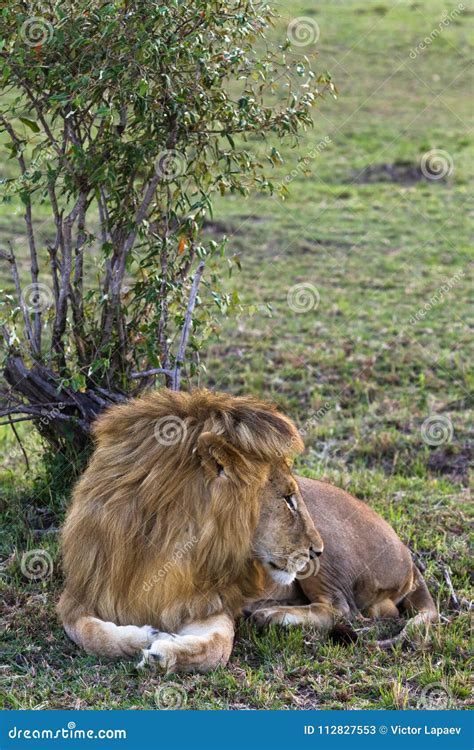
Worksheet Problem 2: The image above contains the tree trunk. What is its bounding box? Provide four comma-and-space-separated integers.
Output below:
2, 356, 126, 454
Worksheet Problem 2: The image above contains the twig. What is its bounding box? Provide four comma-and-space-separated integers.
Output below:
0, 417, 38, 426
0, 406, 90, 432
7, 414, 30, 472
52, 192, 86, 366
0, 115, 41, 353
0, 244, 36, 353
102, 114, 180, 353
172, 260, 205, 390
130, 368, 172, 379
70, 192, 90, 365
46, 178, 63, 325
442, 565, 460, 611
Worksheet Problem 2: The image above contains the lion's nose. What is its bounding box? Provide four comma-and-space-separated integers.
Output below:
309, 545, 322, 559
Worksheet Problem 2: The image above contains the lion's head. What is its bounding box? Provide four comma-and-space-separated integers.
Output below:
58, 388, 318, 633
253, 462, 323, 586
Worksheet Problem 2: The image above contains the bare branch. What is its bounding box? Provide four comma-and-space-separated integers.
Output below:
70, 193, 90, 365
46, 178, 63, 312
130, 368, 172, 380
442, 565, 460, 611
172, 260, 205, 390
0, 244, 36, 353
52, 192, 87, 367
0, 416, 38, 426
177, 240, 196, 281
0, 114, 41, 353
105, 115, 180, 349
7, 70, 76, 179
157, 238, 170, 380
0, 406, 90, 432
7, 414, 30, 471
97, 188, 114, 337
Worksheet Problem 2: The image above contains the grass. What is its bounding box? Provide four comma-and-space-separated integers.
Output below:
1, 0, 472, 710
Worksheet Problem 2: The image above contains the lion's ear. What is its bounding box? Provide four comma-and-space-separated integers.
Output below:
196, 432, 250, 482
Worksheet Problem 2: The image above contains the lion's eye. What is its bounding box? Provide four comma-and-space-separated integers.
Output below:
283, 494, 297, 511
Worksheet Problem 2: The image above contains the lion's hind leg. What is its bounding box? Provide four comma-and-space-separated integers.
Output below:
64, 616, 158, 658
365, 598, 401, 619
138, 613, 234, 674
377, 567, 438, 648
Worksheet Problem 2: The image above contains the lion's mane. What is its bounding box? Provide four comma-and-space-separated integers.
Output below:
58, 389, 303, 632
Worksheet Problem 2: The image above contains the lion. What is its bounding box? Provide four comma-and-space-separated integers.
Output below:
58, 388, 323, 673
58, 388, 437, 673
248, 477, 438, 648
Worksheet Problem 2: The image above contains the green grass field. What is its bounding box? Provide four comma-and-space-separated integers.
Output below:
1, 0, 472, 710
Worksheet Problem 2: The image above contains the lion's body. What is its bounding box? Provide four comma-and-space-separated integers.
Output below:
300, 477, 415, 615
58, 388, 437, 670
250, 478, 438, 644
58, 388, 310, 667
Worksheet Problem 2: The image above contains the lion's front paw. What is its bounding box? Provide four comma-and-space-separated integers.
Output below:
251, 607, 300, 628
141, 624, 160, 647
115, 623, 159, 656
137, 634, 177, 673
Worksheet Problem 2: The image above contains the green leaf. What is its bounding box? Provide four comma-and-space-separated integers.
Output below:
0, 0, 325, 395
19, 117, 40, 133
